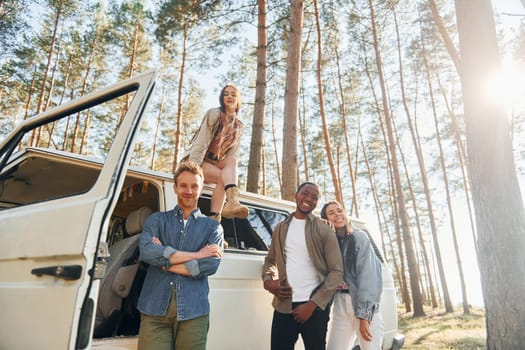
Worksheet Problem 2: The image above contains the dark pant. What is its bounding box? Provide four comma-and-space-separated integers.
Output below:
271, 302, 331, 350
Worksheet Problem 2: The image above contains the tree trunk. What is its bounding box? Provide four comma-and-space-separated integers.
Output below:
31, 0, 63, 147
416, 14, 455, 313
271, 101, 282, 191
47, 57, 72, 149
44, 19, 64, 112
368, 0, 424, 316
455, 1, 525, 347
361, 132, 402, 294
436, 75, 479, 257
172, 25, 188, 173
247, 0, 267, 193
281, 0, 303, 200
299, 78, 310, 182
261, 140, 266, 195
393, 9, 439, 309
427, 0, 460, 75
312, 0, 343, 205
335, 44, 358, 216
389, 167, 411, 312
22, 66, 37, 147
363, 53, 410, 311
117, 17, 140, 131
152, 87, 165, 170
423, 50, 470, 314
79, 27, 100, 154
393, 115, 438, 308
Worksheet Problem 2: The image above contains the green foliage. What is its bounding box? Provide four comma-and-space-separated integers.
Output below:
0, 0, 31, 60
155, 0, 222, 39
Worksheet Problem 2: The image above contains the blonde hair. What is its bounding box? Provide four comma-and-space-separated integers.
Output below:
173, 161, 204, 184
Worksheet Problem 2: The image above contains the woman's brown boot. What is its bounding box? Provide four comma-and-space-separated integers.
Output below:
221, 187, 249, 219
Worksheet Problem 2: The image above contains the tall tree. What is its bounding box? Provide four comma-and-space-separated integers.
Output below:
112, 1, 152, 125
299, 78, 311, 182
405, 13, 454, 313
30, 0, 76, 146
422, 47, 470, 314
455, 0, 525, 347
437, 75, 479, 257
246, 0, 267, 193
312, 0, 343, 205
393, 9, 439, 309
363, 52, 411, 311
367, 0, 424, 316
271, 100, 283, 191
281, 0, 303, 200
427, 0, 460, 74
334, 44, 359, 216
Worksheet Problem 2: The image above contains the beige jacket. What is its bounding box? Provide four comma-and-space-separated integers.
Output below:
262, 212, 343, 313
182, 108, 241, 164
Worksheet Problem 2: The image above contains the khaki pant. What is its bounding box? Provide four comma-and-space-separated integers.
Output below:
138, 289, 209, 350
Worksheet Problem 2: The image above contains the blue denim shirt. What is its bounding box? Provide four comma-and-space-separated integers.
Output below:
340, 229, 383, 321
137, 206, 223, 320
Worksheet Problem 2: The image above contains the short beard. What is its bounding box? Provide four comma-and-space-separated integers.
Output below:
297, 206, 313, 216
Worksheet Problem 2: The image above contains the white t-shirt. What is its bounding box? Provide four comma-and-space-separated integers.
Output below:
285, 217, 321, 302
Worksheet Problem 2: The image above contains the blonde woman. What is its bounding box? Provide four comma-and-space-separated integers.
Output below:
321, 200, 384, 350
181, 85, 249, 221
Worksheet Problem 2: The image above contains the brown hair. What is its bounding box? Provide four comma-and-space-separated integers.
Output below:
173, 161, 204, 185
321, 200, 357, 273
320, 200, 340, 220
219, 84, 241, 113
216, 84, 242, 158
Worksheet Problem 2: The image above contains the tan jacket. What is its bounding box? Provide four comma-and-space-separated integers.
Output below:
262, 212, 343, 313
182, 108, 241, 164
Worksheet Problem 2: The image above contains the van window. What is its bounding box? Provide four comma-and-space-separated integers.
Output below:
0, 91, 137, 209
198, 196, 287, 251
0, 156, 100, 209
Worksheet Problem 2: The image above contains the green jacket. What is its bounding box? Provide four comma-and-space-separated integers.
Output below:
262, 212, 343, 313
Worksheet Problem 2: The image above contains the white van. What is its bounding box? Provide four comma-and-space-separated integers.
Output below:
0, 72, 404, 350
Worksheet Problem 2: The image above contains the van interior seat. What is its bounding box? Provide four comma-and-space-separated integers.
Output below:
94, 206, 153, 338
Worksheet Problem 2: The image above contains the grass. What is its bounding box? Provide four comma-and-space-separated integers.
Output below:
397, 306, 486, 349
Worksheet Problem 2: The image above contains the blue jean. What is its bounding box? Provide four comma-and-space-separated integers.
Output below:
271, 302, 331, 350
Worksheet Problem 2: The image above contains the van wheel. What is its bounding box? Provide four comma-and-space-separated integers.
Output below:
392, 339, 402, 350
392, 334, 405, 349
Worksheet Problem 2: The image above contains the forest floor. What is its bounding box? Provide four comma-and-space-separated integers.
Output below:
398, 306, 486, 349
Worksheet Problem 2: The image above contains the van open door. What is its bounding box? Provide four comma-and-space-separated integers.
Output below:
0, 71, 156, 349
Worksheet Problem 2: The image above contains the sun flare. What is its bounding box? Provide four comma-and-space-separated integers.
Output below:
484, 57, 525, 112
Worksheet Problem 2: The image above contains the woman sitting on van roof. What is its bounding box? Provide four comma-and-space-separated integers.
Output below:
181, 84, 249, 222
